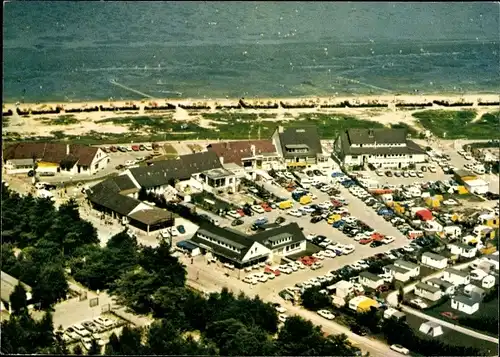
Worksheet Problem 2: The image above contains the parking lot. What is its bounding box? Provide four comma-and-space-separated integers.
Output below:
182, 171, 414, 301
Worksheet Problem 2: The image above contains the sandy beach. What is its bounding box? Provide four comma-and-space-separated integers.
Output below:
2, 93, 498, 141
3, 93, 499, 113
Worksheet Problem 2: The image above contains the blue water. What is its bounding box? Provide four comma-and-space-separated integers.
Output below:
3, 1, 499, 102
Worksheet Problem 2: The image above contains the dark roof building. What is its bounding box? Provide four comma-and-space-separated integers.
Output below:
4, 142, 100, 167
207, 140, 277, 166
1, 271, 32, 305
333, 128, 426, 168
273, 126, 323, 158
190, 222, 306, 267
129, 151, 223, 188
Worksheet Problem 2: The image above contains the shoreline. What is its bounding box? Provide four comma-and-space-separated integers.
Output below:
3, 93, 500, 112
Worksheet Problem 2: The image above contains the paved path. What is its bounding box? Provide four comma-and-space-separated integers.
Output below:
386, 260, 498, 344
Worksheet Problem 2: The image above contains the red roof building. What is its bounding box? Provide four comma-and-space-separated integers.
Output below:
416, 209, 433, 221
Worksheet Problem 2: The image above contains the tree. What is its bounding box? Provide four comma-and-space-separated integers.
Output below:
104, 332, 121, 355
73, 344, 83, 355
276, 316, 325, 356
301, 288, 332, 311
9, 283, 28, 315
87, 338, 101, 355
32, 264, 69, 308
397, 286, 405, 306
117, 325, 143, 355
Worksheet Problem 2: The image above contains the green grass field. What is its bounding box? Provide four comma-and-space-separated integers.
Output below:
413, 110, 499, 139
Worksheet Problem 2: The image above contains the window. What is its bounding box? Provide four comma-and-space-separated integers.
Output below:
94, 164, 98, 170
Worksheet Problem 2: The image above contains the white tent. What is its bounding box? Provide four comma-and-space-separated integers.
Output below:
419, 321, 443, 337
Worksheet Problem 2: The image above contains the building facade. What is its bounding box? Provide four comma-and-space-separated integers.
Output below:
333, 128, 426, 169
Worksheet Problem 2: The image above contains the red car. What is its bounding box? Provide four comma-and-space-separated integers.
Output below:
261, 203, 272, 212
109, 146, 118, 152
441, 312, 458, 320
359, 238, 373, 245
371, 233, 385, 241
236, 209, 245, 217
131, 145, 140, 151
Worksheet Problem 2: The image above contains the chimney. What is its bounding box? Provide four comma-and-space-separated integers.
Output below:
225, 142, 230, 149
368, 129, 374, 138
250, 144, 256, 157
278, 126, 284, 133
66, 144, 70, 155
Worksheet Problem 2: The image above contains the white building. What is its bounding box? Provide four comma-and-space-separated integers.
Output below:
448, 243, 477, 258
384, 264, 413, 283
333, 128, 427, 169
426, 278, 456, 295
3, 143, 109, 176
421, 252, 448, 270
394, 260, 420, 277
359, 271, 385, 289
451, 295, 479, 315
189, 222, 307, 268
442, 268, 470, 286
463, 179, 489, 195
414, 282, 443, 301
327, 280, 354, 299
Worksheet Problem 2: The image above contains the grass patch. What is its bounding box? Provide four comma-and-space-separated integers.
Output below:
201, 113, 259, 122
2, 118, 10, 127
5, 113, 387, 144
412, 109, 498, 139
41, 115, 79, 125
294, 113, 385, 138
163, 144, 178, 158
389, 122, 420, 137
187, 144, 203, 153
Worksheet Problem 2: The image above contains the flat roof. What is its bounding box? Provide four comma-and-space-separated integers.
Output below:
415, 282, 441, 293
203, 168, 234, 180
422, 251, 447, 261
1, 271, 32, 302
445, 268, 469, 277
360, 271, 383, 282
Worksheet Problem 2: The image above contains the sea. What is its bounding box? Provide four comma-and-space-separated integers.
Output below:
3, 1, 500, 102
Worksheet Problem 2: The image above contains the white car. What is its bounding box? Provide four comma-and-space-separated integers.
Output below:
382, 236, 395, 244
356, 260, 370, 269
443, 199, 458, 205
243, 276, 258, 284
408, 171, 417, 177
311, 262, 323, 270
375, 170, 384, 176
401, 245, 415, 252
428, 166, 437, 173
251, 205, 265, 214
312, 253, 325, 261
64, 327, 82, 341
390, 344, 410, 355
227, 210, 241, 219
72, 324, 91, 337
416, 171, 424, 178
463, 154, 473, 161
317, 309, 335, 320
255, 274, 268, 283
322, 250, 336, 258
299, 206, 316, 214
410, 298, 428, 309
306, 233, 317, 241
283, 172, 294, 180
343, 245, 355, 254
319, 201, 333, 210
306, 192, 318, 200
320, 185, 333, 192
278, 314, 288, 323
349, 263, 363, 271
124, 160, 135, 166
287, 209, 302, 217
354, 233, 368, 242
93, 317, 115, 329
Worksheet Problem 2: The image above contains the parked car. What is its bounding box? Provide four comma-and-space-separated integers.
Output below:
390, 344, 410, 355
317, 309, 335, 320
93, 317, 115, 329
64, 327, 81, 341
350, 324, 368, 336
82, 320, 101, 333
231, 219, 244, 226
251, 205, 265, 214
288, 209, 302, 217
72, 324, 91, 337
